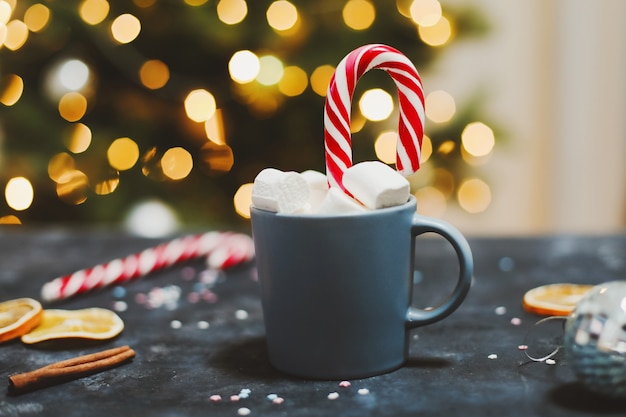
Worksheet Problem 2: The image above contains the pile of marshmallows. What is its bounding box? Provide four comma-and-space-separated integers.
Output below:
251, 161, 410, 215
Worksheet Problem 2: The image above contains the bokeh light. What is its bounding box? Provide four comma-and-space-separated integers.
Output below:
233, 183, 253, 218
278, 66, 308, 96
217, 0, 248, 25
59, 59, 90, 91
310, 65, 335, 96
457, 178, 491, 213
0, 215, 21, 224
184, 89, 216, 122
107, 137, 140, 171
0, 1, 12, 25
4, 20, 28, 51
266, 1, 299, 32
161, 147, 193, 180
359, 88, 393, 121
256, 55, 284, 86
139, 59, 170, 90
374, 131, 397, 164
110, 13, 141, 44
58, 92, 88, 122
461, 121, 495, 157
420, 134, 432, 163
418, 15, 451, 46
0, 74, 23, 106
409, 0, 442, 27
204, 109, 225, 145
56, 170, 89, 205
200, 141, 234, 174
79, 0, 110, 25
24, 3, 50, 32
229, 50, 260, 84
124, 200, 179, 237
94, 175, 120, 195
5, 177, 33, 211
415, 186, 446, 217
48, 153, 76, 183
343, 0, 376, 31
425, 90, 455, 123
63, 123, 92, 154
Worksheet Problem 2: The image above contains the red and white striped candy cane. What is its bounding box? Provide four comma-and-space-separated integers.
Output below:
324, 44, 425, 191
40, 231, 255, 302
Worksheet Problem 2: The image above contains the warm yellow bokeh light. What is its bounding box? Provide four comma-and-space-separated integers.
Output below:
457, 178, 491, 213
0, 215, 21, 224
278, 66, 308, 96
58, 59, 90, 91
64, 123, 92, 154
48, 153, 76, 183
310, 65, 335, 96
462, 122, 495, 157
415, 186, 446, 217
433, 167, 455, 198
343, 0, 376, 31
256, 55, 284, 86
24, 3, 50, 32
4, 20, 28, 50
0, 25, 6, 47
418, 15, 451, 46
200, 141, 234, 174
437, 139, 455, 155
204, 109, 225, 145
184, 89, 217, 123
94, 174, 119, 195
217, 0, 247, 25
410, 0, 442, 27
139, 59, 170, 90
266, 1, 298, 32
425, 90, 455, 123
58, 92, 88, 122
161, 147, 193, 180
229, 50, 260, 83
0, 1, 12, 26
374, 131, 397, 164
56, 170, 89, 205
0, 74, 23, 106
111, 13, 141, 44
79, 0, 110, 25
420, 134, 432, 163
359, 88, 393, 121
184, 0, 208, 5
107, 137, 140, 171
233, 183, 253, 219
5, 177, 34, 211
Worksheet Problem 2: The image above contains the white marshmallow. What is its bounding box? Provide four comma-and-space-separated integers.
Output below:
343, 161, 410, 209
252, 168, 310, 213
317, 187, 367, 214
300, 170, 328, 213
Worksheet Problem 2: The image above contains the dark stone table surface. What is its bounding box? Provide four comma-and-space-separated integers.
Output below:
1, 228, 626, 417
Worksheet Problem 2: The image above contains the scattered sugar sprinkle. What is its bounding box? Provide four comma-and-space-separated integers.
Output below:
545, 359, 556, 365
510, 317, 522, 326
518, 344, 528, 351
266, 394, 278, 401
230, 395, 240, 402
494, 306, 507, 315
197, 320, 210, 329
357, 388, 370, 395
238, 389, 251, 399
112, 300, 128, 312
235, 309, 249, 320
209, 394, 222, 402
339, 381, 351, 388
488, 354, 498, 360
327, 392, 339, 400
272, 397, 284, 404
237, 407, 251, 416
170, 320, 182, 329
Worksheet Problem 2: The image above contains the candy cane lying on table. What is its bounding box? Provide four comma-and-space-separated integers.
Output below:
324, 43, 426, 191
40, 231, 255, 302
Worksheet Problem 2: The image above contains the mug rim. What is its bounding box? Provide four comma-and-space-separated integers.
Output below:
250, 195, 416, 219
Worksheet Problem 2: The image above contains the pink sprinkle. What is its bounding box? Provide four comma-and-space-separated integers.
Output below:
272, 397, 284, 404
209, 394, 222, 402
510, 317, 522, 326
518, 344, 528, 351
187, 292, 200, 303
230, 395, 240, 402
339, 381, 351, 388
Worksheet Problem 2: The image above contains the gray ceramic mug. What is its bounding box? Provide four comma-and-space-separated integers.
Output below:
250, 195, 473, 379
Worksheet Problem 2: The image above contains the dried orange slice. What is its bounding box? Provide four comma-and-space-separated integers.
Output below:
21, 307, 124, 344
0, 298, 43, 344
522, 283, 594, 316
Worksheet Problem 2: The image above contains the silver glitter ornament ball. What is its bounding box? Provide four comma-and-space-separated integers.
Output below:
564, 281, 626, 398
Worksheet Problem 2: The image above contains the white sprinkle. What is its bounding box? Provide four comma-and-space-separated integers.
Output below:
545, 359, 556, 365
488, 354, 498, 360
112, 300, 128, 312
357, 388, 370, 395
239, 388, 251, 398
339, 381, 351, 388
510, 317, 522, 326
494, 306, 507, 315
235, 309, 249, 320
197, 320, 210, 329
518, 345, 528, 351
237, 407, 251, 416
209, 394, 222, 402
170, 320, 182, 329
272, 397, 284, 404
327, 392, 339, 400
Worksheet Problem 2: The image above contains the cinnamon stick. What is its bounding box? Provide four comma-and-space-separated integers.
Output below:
8, 345, 135, 395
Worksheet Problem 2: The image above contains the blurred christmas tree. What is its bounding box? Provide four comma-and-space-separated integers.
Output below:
0, 0, 491, 233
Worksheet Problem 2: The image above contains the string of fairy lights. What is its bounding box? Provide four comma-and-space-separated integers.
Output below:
0, 0, 494, 232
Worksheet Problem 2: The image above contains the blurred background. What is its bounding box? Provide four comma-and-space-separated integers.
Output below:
0, 0, 624, 237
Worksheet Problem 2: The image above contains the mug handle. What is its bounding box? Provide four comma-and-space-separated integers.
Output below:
405, 214, 473, 328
